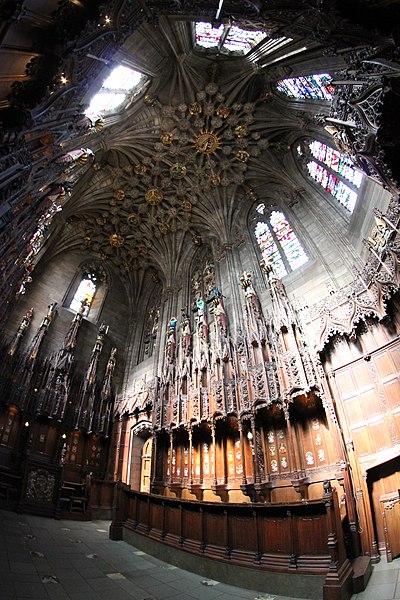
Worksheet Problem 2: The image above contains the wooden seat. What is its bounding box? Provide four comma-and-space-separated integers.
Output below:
71, 494, 87, 512
59, 486, 74, 511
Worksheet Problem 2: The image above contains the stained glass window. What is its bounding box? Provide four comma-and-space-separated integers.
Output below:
195, 22, 267, 55
70, 275, 97, 315
302, 140, 362, 213
195, 22, 223, 48
307, 162, 358, 213
255, 208, 308, 278
85, 65, 144, 118
309, 141, 362, 187
277, 74, 334, 100
222, 26, 267, 54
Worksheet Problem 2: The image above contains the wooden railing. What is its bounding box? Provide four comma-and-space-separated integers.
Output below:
110, 486, 354, 600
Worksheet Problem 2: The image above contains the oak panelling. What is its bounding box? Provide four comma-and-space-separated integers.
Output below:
165, 504, 181, 541
368, 419, 392, 452
182, 507, 202, 548
343, 396, 364, 425
205, 510, 227, 549
149, 501, 163, 539
334, 353, 400, 458
135, 496, 149, 534
260, 513, 292, 554
375, 353, 396, 379
296, 515, 328, 556
352, 363, 372, 391
229, 512, 256, 552
334, 370, 355, 399
351, 426, 374, 457
328, 338, 400, 558
388, 346, 400, 372
383, 379, 400, 412
358, 388, 380, 419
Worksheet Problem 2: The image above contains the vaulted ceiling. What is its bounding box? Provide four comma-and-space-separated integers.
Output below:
0, 0, 397, 292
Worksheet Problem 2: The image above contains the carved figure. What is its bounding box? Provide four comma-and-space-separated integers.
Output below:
180, 309, 191, 356
166, 317, 177, 359
211, 287, 228, 337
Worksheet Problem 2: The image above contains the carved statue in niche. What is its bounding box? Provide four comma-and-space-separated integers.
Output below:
369, 215, 390, 254
193, 298, 209, 370
180, 307, 192, 357
166, 317, 177, 360
324, 124, 353, 156
144, 300, 160, 358
203, 259, 216, 299
210, 287, 228, 338
239, 272, 266, 344
240, 272, 262, 319
191, 270, 202, 303
261, 262, 293, 330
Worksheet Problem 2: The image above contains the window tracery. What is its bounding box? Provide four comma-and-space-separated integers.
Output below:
254, 207, 308, 278
277, 74, 334, 100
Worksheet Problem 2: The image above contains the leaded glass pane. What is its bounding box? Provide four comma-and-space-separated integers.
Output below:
102, 65, 142, 91
222, 26, 267, 54
269, 211, 309, 271
307, 161, 357, 212
277, 74, 334, 100
255, 221, 287, 278
309, 140, 362, 187
195, 22, 223, 48
70, 278, 96, 315
85, 65, 144, 117
85, 92, 126, 116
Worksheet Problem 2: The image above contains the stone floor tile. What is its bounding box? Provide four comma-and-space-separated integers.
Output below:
356, 582, 397, 600
369, 569, 398, 584
144, 582, 186, 599
14, 581, 48, 598
10, 561, 38, 574
66, 592, 102, 600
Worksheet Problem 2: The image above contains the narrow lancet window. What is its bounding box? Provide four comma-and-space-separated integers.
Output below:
70, 274, 97, 315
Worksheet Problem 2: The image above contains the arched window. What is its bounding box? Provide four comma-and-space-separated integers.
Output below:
300, 140, 362, 213
69, 272, 98, 316
254, 206, 308, 278
85, 65, 146, 119
277, 74, 334, 100
64, 264, 107, 321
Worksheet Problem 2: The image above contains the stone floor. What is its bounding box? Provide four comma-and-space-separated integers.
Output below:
0, 509, 399, 600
